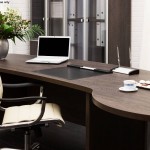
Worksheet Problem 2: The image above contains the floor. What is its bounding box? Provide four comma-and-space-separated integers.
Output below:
0, 122, 86, 150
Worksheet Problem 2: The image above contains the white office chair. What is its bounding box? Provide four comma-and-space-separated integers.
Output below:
0, 77, 65, 150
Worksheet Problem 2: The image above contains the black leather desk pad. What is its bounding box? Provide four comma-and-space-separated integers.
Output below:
35, 67, 104, 80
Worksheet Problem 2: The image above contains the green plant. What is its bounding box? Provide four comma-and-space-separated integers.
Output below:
0, 8, 44, 43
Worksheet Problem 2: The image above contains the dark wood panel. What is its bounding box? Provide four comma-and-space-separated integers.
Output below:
108, 0, 131, 66
89, 102, 147, 150
30, 40, 38, 55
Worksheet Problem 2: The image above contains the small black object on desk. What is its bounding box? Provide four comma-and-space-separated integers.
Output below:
67, 64, 113, 74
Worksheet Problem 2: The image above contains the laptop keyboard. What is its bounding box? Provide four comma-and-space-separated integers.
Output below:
26, 56, 68, 63
35, 57, 66, 61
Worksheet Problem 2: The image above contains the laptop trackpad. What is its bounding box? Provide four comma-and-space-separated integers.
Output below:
35, 67, 104, 80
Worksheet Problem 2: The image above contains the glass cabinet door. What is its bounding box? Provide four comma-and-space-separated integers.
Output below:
67, 0, 106, 61
46, 0, 64, 36
88, 0, 106, 62
31, 0, 45, 37
67, 0, 84, 59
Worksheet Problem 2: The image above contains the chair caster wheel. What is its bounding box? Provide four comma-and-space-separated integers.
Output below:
31, 142, 40, 150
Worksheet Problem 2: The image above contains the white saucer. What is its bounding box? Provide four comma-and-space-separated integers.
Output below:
119, 87, 138, 92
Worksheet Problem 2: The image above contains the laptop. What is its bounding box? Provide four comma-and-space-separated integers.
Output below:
26, 36, 71, 64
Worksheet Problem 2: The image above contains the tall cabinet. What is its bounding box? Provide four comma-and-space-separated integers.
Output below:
30, 0, 131, 66
108, 0, 131, 67
30, 0, 106, 62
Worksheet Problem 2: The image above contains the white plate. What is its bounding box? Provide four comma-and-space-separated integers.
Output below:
136, 83, 150, 90
119, 87, 138, 92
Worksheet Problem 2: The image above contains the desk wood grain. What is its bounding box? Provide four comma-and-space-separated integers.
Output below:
0, 54, 150, 121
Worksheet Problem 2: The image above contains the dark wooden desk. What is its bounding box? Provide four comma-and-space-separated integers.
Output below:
1, 54, 150, 150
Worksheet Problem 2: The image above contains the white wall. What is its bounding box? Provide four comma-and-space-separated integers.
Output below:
9, 0, 30, 54
139, 0, 150, 70
131, 0, 145, 68
0, 0, 30, 54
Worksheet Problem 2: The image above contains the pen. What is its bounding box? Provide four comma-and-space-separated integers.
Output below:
81, 66, 95, 70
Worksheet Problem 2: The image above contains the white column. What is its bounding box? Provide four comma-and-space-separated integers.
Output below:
83, 0, 88, 60
0, 0, 10, 12
9, 0, 30, 54
105, 0, 108, 63
139, 0, 150, 70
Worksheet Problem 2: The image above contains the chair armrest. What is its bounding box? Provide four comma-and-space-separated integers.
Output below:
3, 83, 40, 88
0, 96, 46, 102
29, 99, 46, 126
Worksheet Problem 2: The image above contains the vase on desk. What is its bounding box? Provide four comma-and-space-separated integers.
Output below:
0, 39, 9, 60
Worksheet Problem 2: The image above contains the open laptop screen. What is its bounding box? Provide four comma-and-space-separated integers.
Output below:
38, 36, 70, 57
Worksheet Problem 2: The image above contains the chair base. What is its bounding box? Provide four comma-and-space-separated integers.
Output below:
25, 130, 40, 150
31, 143, 40, 150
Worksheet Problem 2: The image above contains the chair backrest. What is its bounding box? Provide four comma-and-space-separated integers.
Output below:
0, 77, 3, 98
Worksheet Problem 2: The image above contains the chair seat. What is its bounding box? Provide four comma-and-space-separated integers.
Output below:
2, 103, 64, 127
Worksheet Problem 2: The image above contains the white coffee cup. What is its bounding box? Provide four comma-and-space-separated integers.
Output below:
123, 80, 136, 90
